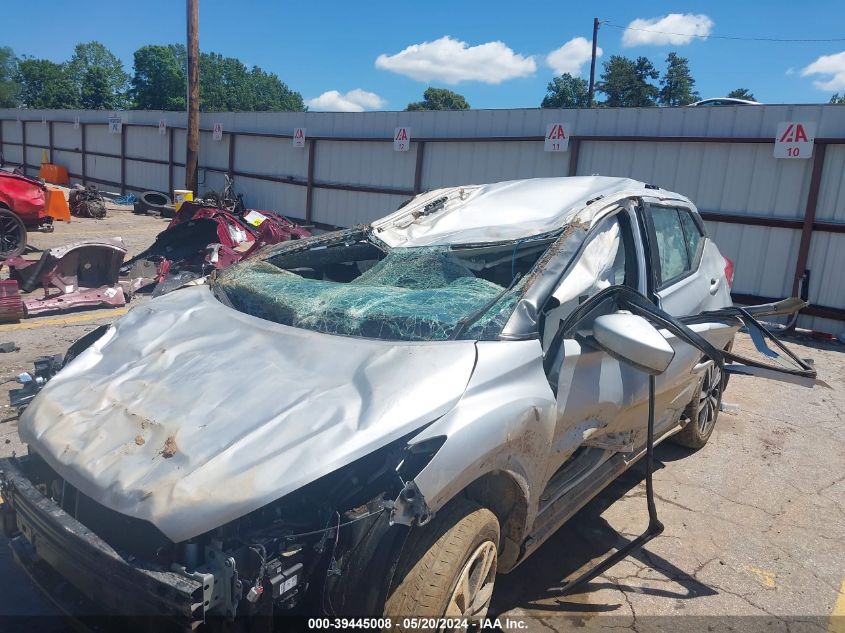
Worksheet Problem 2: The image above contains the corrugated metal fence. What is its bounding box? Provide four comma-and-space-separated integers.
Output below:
1, 106, 844, 333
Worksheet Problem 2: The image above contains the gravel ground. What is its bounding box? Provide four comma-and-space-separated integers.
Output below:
0, 207, 842, 631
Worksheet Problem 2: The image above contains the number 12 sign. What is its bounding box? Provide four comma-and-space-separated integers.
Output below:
774, 122, 815, 159
394, 127, 411, 152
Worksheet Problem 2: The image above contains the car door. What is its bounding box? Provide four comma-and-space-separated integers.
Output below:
540, 203, 708, 486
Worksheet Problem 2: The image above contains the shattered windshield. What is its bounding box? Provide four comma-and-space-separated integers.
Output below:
214, 232, 552, 341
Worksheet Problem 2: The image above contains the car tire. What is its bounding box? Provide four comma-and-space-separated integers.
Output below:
138, 191, 172, 216
673, 359, 727, 449
0, 207, 27, 258
384, 498, 499, 627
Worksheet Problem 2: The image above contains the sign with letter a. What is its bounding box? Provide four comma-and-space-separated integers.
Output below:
293, 127, 306, 148
108, 117, 122, 134
394, 127, 411, 152
159, 119, 167, 136
774, 122, 815, 159
212, 123, 223, 141
544, 123, 570, 152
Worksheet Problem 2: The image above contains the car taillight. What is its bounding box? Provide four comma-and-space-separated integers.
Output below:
724, 256, 735, 289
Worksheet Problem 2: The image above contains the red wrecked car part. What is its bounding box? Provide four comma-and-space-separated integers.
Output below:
0, 172, 48, 225
0, 171, 52, 258
0, 279, 24, 323
121, 201, 310, 294
6, 238, 127, 316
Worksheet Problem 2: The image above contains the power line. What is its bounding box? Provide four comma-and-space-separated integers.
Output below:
603, 21, 845, 43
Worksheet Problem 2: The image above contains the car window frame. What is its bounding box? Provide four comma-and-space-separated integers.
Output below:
643, 203, 705, 292
539, 207, 641, 358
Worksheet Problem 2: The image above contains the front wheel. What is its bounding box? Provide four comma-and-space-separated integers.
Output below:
384, 498, 499, 628
0, 208, 27, 258
673, 360, 726, 449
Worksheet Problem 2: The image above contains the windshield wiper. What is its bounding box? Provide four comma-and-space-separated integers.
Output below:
449, 273, 522, 341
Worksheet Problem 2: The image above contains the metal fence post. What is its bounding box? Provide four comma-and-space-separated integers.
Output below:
567, 137, 581, 176
792, 142, 827, 297
120, 123, 127, 194
80, 122, 87, 185
168, 126, 174, 195
305, 138, 316, 223
414, 141, 426, 194
21, 121, 27, 175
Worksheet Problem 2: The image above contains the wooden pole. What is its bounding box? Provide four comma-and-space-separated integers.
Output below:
185, 0, 200, 192
588, 18, 600, 107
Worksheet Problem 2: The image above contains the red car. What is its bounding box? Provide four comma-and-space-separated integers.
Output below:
0, 171, 51, 257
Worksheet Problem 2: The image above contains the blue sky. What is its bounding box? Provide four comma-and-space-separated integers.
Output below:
4, 0, 845, 110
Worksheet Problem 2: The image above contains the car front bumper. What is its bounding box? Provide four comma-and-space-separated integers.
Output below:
0, 457, 204, 627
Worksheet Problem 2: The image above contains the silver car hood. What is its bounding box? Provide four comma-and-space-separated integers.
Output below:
19, 286, 477, 542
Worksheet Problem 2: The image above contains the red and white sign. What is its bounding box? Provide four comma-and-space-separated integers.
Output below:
158, 119, 167, 136
774, 121, 815, 159
108, 117, 122, 134
293, 127, 306, 148
212, 122, 223, 141
544, 123, 570, 152
394, 127, 411, 152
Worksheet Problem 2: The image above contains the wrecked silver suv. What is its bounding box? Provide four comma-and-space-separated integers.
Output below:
0, 177, 815, 628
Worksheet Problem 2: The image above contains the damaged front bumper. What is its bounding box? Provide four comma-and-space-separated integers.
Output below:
0, 457, 206, 627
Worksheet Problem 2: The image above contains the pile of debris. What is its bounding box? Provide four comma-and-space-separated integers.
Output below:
68, 184, 107, 219
122, 201, 310, 295
0, 182, 310, 320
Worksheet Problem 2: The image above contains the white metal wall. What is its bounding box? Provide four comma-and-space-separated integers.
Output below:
2, 105, 844, 332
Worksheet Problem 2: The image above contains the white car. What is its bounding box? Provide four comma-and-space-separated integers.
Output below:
0, 177, 814, 627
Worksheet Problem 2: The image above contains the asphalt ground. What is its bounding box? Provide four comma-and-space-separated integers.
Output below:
0, 206, 842, 632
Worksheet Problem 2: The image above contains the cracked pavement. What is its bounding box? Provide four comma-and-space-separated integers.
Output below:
0, 211, 843, 630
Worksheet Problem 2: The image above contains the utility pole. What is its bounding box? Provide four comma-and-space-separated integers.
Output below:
588, 17, 599, 107
186, 0, 199, 192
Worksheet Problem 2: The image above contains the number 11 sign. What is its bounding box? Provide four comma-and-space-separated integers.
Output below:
544, 123, 570, 152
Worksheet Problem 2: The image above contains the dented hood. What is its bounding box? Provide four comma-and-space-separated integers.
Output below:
18, 286, 477, 542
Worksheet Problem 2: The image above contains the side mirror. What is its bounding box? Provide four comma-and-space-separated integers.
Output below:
592, 312, 675, 375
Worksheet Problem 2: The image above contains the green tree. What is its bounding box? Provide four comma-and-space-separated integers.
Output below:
726, 88, 756, 101
68, 41, 129, 108
541, 73, 589, 108
597, 55, 659, 107
406, 87, 469, 111
0, 47, 20, 108
659, 52, 699, 106
828, 93, 845, 104
131, 44, 187, 110
80, 66, 114, 109
199, 53, 251, 111
248, 67, 305, 111
16, 58, 80, 109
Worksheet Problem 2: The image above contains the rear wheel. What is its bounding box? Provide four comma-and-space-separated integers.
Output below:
384, 498, 499, 628
0, 208, 27, 258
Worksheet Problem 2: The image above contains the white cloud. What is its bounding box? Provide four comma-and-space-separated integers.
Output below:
306, 89, 386, 112
622, 13, 714, 47
546, 37, 602, 76
375, 36, 536, 84
801, 51, 845, 90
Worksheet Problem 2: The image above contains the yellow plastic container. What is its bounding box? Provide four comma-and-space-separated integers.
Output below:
173, 189, 194, 211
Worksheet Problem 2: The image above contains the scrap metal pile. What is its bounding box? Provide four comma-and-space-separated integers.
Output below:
0, 179, 310, 320
68, 184, 107, 219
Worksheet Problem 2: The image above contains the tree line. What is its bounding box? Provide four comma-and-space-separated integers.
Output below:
2, 43, 842, 113
542, 52, 757, 109
0, 42, 305, 111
